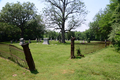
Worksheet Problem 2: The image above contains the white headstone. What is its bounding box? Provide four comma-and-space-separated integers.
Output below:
19, 38, 24, 45
43, 38, 49, 45
83, 40, 84, 43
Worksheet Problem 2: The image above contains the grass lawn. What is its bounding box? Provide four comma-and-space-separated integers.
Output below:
0, 41, 120, 80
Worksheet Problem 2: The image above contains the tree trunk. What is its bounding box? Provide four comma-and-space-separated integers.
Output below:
20, 27, 24, 38
61, 29, 65, 43
61, 0, 66, 43
61, 17, 66, 43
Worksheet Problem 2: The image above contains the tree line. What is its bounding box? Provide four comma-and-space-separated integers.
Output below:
87, 0, 120, 51
0, 2, 45, 41
43, 30, 96, 41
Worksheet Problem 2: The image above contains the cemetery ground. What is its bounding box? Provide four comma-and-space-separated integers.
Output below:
0, 41, 120, 80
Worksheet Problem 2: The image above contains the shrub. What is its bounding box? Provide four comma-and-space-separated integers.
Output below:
76, 47, 84, 57
87, 38, 90, 43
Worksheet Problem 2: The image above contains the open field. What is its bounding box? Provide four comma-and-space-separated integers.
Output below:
0, 41, 120, 80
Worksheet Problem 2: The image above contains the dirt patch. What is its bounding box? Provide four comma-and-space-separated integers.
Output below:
62, 69, 74, 74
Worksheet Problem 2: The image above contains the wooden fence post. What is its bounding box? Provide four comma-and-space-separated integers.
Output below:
105, 39, 107, 47
71, 37, 76, 59
22, 43, 35, 71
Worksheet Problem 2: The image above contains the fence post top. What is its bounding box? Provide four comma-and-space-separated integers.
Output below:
21, 43, 29, 47
71, 36, 76, 40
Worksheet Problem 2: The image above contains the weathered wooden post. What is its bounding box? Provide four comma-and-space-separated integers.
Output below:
105, 39, 107, 47
71, 36, 76, 59
22, 43, 35, 71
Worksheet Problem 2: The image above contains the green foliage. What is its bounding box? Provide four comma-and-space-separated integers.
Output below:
0, 2, 45, 40
88, 0, 120, 41
44, 30, 59, 39
76, 46, 82, 56
89, 8, 112, 41
110, 3, 120, 24
25, 15, 45, 39
0, 22, 20, 41
67, 31, 75, 40
74, 30, 96, 41
89, 19, 101, 40
109, 23, 120, 41
74, 31, 81, 40
114, 43, 120, 51
87, 38, 90, 43
108, 2, 120, 51
108, 23, 120, 51
108, 0, 119, 11
98, 9, 112, 39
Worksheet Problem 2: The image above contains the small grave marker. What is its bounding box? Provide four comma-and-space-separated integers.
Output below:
11, 40, 13, 44
19, 38, 24, 45
15, 40, 17, 43
28, 39, 31, 43
43, 38, 49, 45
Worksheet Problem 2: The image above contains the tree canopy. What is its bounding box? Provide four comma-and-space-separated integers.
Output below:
0, 2, 45, 41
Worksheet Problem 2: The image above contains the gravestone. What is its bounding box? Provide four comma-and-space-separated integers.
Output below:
35, 38, 37, 41
15, 40, 17, 43
10, 40, 13, 44
19, 38, 24, 45
40, 38, 42, 42
83, 40, 85, 43
36, 38, 38, 42
80, 41, 81, 43
51, 38, 52, 41
56, 38, 58, 41
28, 39, 31, 43
43, 38, 49, 45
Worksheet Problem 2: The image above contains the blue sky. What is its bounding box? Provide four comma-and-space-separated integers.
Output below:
84, 0, 110, 22
0, 0, 110, 32
81, 0, 110, 31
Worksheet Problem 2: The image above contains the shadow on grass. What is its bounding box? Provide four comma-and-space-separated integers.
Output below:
71, 56, 85, 59
75, 56, 82, 59
31, 69, 39, 74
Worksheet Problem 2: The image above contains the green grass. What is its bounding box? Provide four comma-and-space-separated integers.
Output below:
0, 41, 120, 80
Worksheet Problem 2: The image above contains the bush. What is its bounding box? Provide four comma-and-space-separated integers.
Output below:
76, 47, 81, 56
76, 47, 84, 57
87, 38, 90, 43
114, 41, 120, 51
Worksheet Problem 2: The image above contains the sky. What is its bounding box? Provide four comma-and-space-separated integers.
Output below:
0, 0, 110, 32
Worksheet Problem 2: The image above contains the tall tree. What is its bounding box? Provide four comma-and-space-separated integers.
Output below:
0, 2, 37, 38
98, 8, 112, 40
44, 30, 59, 39
89, 8, 113, 40
109, 1, 120, 41
108, 0, 119, 11
25, 15, 45, 39
43, 0, 87, 43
